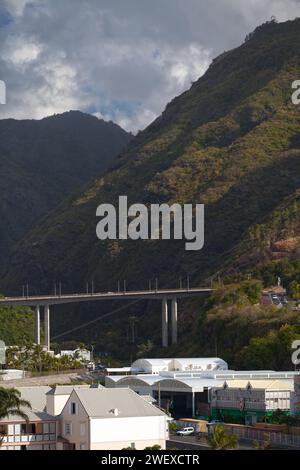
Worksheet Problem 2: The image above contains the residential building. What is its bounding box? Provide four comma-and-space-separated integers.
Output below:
0, 384, 168, 451
0, 387, 57, 450
59, 387, 168, 450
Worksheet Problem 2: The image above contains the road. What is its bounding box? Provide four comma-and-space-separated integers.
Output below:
167, 435, 255, 450
0, 287, 212, 306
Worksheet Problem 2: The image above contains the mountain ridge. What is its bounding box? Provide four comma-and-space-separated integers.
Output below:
0, 110, 132, 267
1, 19, 300, 355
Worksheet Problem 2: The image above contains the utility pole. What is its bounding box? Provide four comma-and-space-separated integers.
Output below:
158, 382, 161, 409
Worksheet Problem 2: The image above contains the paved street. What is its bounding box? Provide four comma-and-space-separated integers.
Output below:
167, 434, 255, 450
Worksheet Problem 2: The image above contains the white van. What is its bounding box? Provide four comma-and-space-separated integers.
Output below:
176, 427, 195, 436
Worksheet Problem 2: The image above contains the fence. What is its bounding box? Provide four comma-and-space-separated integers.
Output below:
219, 423, 300, 448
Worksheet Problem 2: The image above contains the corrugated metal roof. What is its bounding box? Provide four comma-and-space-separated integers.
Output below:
46, 384, 97, 396
224, 379, 294, 391
17, 386, 51, 411
73, 388, 166, 418
1, 386, 55, 423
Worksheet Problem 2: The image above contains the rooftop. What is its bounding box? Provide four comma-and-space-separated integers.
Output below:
72, 388, 166, 419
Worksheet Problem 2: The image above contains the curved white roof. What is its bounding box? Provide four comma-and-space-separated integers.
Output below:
131, 357, 228, 373
172, 358, 228, 371
153, 377, 225, 392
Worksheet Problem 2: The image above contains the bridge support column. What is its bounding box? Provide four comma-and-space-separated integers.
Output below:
162, 297, 168, 348
44, 305, 50, 351
35, 306, 40, 345
171, 297, 178, 345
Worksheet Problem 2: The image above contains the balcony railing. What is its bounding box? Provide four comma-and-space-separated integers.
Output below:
2, 434, 56, 444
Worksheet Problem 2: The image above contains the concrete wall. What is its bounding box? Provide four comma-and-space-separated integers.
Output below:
90, 416, 167, 450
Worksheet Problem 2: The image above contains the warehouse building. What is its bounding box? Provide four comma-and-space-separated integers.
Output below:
105, 359, 300, 421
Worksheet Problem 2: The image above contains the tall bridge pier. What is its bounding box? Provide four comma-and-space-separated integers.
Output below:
0, 286, 212, 352
161, 297, 178, 348
35, 304, 51, 351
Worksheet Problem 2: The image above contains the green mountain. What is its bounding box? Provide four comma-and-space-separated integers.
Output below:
0, 111, 132, 267
1, 19, 300, 358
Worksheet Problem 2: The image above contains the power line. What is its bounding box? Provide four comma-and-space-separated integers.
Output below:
52, 299, 141, 341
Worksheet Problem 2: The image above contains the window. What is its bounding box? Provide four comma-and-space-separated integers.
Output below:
43, 423, 49, 434
21, 424, 27, 435
71, 402, 77, 415
0, 424, 7, 436
49, 422, 56, 434
80, 423, 86, 436
65, 423, 72, 436
28, 423, 36, 434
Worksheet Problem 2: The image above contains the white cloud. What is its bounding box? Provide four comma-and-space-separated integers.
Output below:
4, 0, 31, 17
0, 0, 299, 132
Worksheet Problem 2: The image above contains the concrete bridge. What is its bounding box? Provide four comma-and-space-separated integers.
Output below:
0, 287, 212, 350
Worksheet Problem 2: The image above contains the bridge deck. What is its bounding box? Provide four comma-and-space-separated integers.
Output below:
0, 287, 212, 306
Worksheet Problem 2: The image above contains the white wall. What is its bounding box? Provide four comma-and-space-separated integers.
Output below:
90, 415, 168, 450
47, 394, 70, 416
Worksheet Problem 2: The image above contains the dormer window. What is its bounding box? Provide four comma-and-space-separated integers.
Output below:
71, 402, 77, 415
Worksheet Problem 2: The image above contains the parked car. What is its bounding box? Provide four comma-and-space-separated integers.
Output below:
176, 427, 195, 436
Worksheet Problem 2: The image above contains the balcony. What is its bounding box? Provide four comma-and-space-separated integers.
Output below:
2, 434, 56, 444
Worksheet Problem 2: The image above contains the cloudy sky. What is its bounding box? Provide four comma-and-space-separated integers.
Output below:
0, 0, 299, 132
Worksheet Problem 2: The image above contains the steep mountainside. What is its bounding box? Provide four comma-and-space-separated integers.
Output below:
1, 19, 300, 353
0, 111, 132, 264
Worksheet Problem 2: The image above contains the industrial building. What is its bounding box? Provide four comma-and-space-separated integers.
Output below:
105, 358, 300, 422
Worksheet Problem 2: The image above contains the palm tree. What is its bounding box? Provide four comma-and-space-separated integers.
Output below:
206, 425, 238, 450
0, 387, 31, 447
0, 387, 31, 420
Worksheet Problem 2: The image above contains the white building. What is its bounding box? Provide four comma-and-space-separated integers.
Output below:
59, 349, 91, 362
59, 388, 168, 450
130, 357, 228, 375
106, 363, 300, 419
0, 384, 168, 451
46, 385, 95, 416
0, 369, 24, 381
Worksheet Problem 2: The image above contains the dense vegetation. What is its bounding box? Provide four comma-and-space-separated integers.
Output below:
0, 111, 132, 267
0, 306, 34, 345
1, 19, 300, 365
5, 344, 82, 373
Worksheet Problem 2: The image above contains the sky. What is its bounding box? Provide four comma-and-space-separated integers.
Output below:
0, 0, 299, 133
